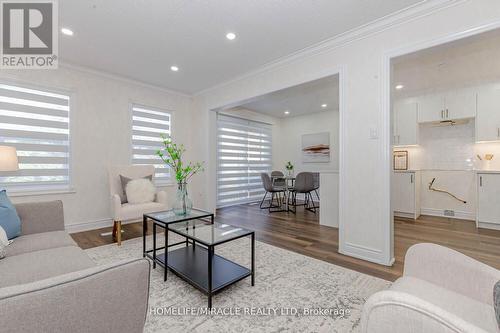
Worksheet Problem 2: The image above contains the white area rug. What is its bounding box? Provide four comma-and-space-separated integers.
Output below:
85, 234, 390, 333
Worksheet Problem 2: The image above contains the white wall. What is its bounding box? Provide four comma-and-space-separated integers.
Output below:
273, 110, 339, 173
0, 65, 192, 232
191, 0, 500, 266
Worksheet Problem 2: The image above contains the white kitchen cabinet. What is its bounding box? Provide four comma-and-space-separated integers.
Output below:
392, 171, 420, 219
445, 89, 476, 120
476, 88, 500, 142
418, 89, 476, 123
393, 100, 418, 146
477, 172, 500, 230
418, 94, 444, 123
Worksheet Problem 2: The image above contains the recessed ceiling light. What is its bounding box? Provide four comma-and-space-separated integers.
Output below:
321, 104, 327, 108
395, 84, 404, 90
170, 65, 179, 72
61, 28, 74, 36
226, 32, 236, 40
284, 110, 290, 115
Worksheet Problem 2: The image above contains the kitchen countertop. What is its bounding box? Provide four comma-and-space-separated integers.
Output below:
474, 169, 500, 174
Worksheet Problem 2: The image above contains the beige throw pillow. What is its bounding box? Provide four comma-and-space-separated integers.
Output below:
125, 178, 156, 204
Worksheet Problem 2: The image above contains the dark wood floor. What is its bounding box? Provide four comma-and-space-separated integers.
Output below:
71, 203, 500, 281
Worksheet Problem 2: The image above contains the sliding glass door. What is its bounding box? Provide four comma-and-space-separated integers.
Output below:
216, 114, 272, 207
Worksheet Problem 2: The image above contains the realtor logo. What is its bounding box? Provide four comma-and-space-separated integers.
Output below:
1, 0, 58, 69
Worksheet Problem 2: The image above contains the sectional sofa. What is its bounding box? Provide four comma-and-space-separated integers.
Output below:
0, 200, 150, 333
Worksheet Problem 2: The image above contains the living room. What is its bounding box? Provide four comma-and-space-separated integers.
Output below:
1, 1, 500, 332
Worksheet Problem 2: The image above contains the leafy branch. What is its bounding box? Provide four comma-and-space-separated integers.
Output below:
156, 134, 204, 183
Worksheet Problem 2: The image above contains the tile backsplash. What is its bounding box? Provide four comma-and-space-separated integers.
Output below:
395, 120, 500, 171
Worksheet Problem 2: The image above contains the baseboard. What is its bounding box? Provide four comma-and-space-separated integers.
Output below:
340, 242, 393, 266
478, 221, 500, 231
66, 218, 113, 233
66, 217, 147, 234
420, 208, 475, 221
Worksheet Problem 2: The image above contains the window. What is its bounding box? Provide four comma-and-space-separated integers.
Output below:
217, 114, 272, 207
131, 104, 171, 184
0, 83, 71, 191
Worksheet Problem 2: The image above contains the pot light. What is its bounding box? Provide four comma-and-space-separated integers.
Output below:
226, 32, 236, 40
61, 28, 74, 36
321, 104, 327, 108
284, 110, 290, 115
395, 84, 404, 90
170, 65, 179, 72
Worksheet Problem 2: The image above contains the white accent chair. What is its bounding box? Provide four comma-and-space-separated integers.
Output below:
362, 243, 500, 333
108, 165, 168, 245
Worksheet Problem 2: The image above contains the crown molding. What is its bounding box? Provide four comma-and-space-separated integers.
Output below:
194, 0, 464, 97
58, 61, 192, 99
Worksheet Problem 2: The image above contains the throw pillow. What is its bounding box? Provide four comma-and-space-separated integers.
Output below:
119, 174, 153, 203
0, 226, 9, 259
0, 190, 21, 240
125, 178, 156, 204
495, 280, 500, 329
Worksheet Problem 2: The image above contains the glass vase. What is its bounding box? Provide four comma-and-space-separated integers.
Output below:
287, 169, 294, 177
172, 182, 193, 216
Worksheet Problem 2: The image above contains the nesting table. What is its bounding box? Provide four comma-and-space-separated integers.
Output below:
143, 209, 255, 308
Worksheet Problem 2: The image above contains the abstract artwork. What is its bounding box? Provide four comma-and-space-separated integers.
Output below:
302, 132, 330, 163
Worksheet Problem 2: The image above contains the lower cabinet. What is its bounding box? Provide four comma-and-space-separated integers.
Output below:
477, 172, 500, 230
392, 171, 421, 219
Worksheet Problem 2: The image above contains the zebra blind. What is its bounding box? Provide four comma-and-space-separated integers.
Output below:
131, 104, 171, 184
0, 83, 70, 190
217, 114, 272, 207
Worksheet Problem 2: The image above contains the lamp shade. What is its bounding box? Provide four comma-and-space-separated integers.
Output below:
0, 146, 19, 172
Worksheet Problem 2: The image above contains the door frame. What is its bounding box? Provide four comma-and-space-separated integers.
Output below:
208, 65, 346, 247
381, 20, 500, 262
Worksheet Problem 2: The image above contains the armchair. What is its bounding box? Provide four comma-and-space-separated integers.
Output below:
108, 165, 168, 245
361, 243, 500, 333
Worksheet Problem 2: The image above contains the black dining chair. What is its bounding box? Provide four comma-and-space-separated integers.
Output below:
260, 173, 286, 213
288, 172, 318, 213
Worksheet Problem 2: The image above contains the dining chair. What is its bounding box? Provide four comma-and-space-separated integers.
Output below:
260, 173, 286, 213
271, 170, 286, 187
311, 172, 320, 203
288, 172, 318, 213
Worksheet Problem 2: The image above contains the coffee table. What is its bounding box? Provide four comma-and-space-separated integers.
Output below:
143, 210, 255, 308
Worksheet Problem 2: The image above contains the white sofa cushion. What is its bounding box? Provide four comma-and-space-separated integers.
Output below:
391, 276, 498, 332
125, 178, 156, 204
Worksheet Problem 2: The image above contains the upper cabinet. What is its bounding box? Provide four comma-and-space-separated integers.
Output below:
476, 88, 500, 142
417, 89, 476, 123
418, 94, 444, 123
393, 100, 418, 146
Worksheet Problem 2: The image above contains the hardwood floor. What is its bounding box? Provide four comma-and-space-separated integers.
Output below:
71, 203, 500, 281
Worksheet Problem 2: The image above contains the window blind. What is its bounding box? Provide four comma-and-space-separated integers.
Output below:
217, 114, 272, 207
131, 104, 171, 184
0, 83, 70, 190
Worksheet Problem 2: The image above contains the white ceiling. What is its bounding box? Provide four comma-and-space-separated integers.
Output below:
237, 74, 339, 118
393, 27, 500, 97
59, 0, 424, 94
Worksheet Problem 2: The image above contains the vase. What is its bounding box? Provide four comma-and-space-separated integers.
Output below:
287, 169, 294, 177
173, 182, 193, 216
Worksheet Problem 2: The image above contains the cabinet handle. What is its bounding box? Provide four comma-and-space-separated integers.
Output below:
410, 174, 414, 183
480, 176, 483, 187
497, 127, 499, 138
441, 110, 444, 119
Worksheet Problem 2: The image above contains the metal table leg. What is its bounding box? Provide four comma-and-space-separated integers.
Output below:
142, 215, 147, 257
153, 222, 157, 269
208, 245, 213, 308
164, 227, 168, 281
251, 232, 255, 286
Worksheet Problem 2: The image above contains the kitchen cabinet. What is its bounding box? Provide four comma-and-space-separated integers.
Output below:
393, 100, 418, 146
477, 172, 500, 230
392, 171, 420, 219
418, 89, 476, 123
476, 88, 500, 142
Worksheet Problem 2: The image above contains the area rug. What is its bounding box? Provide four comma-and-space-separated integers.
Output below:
85, 234, 390, 333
